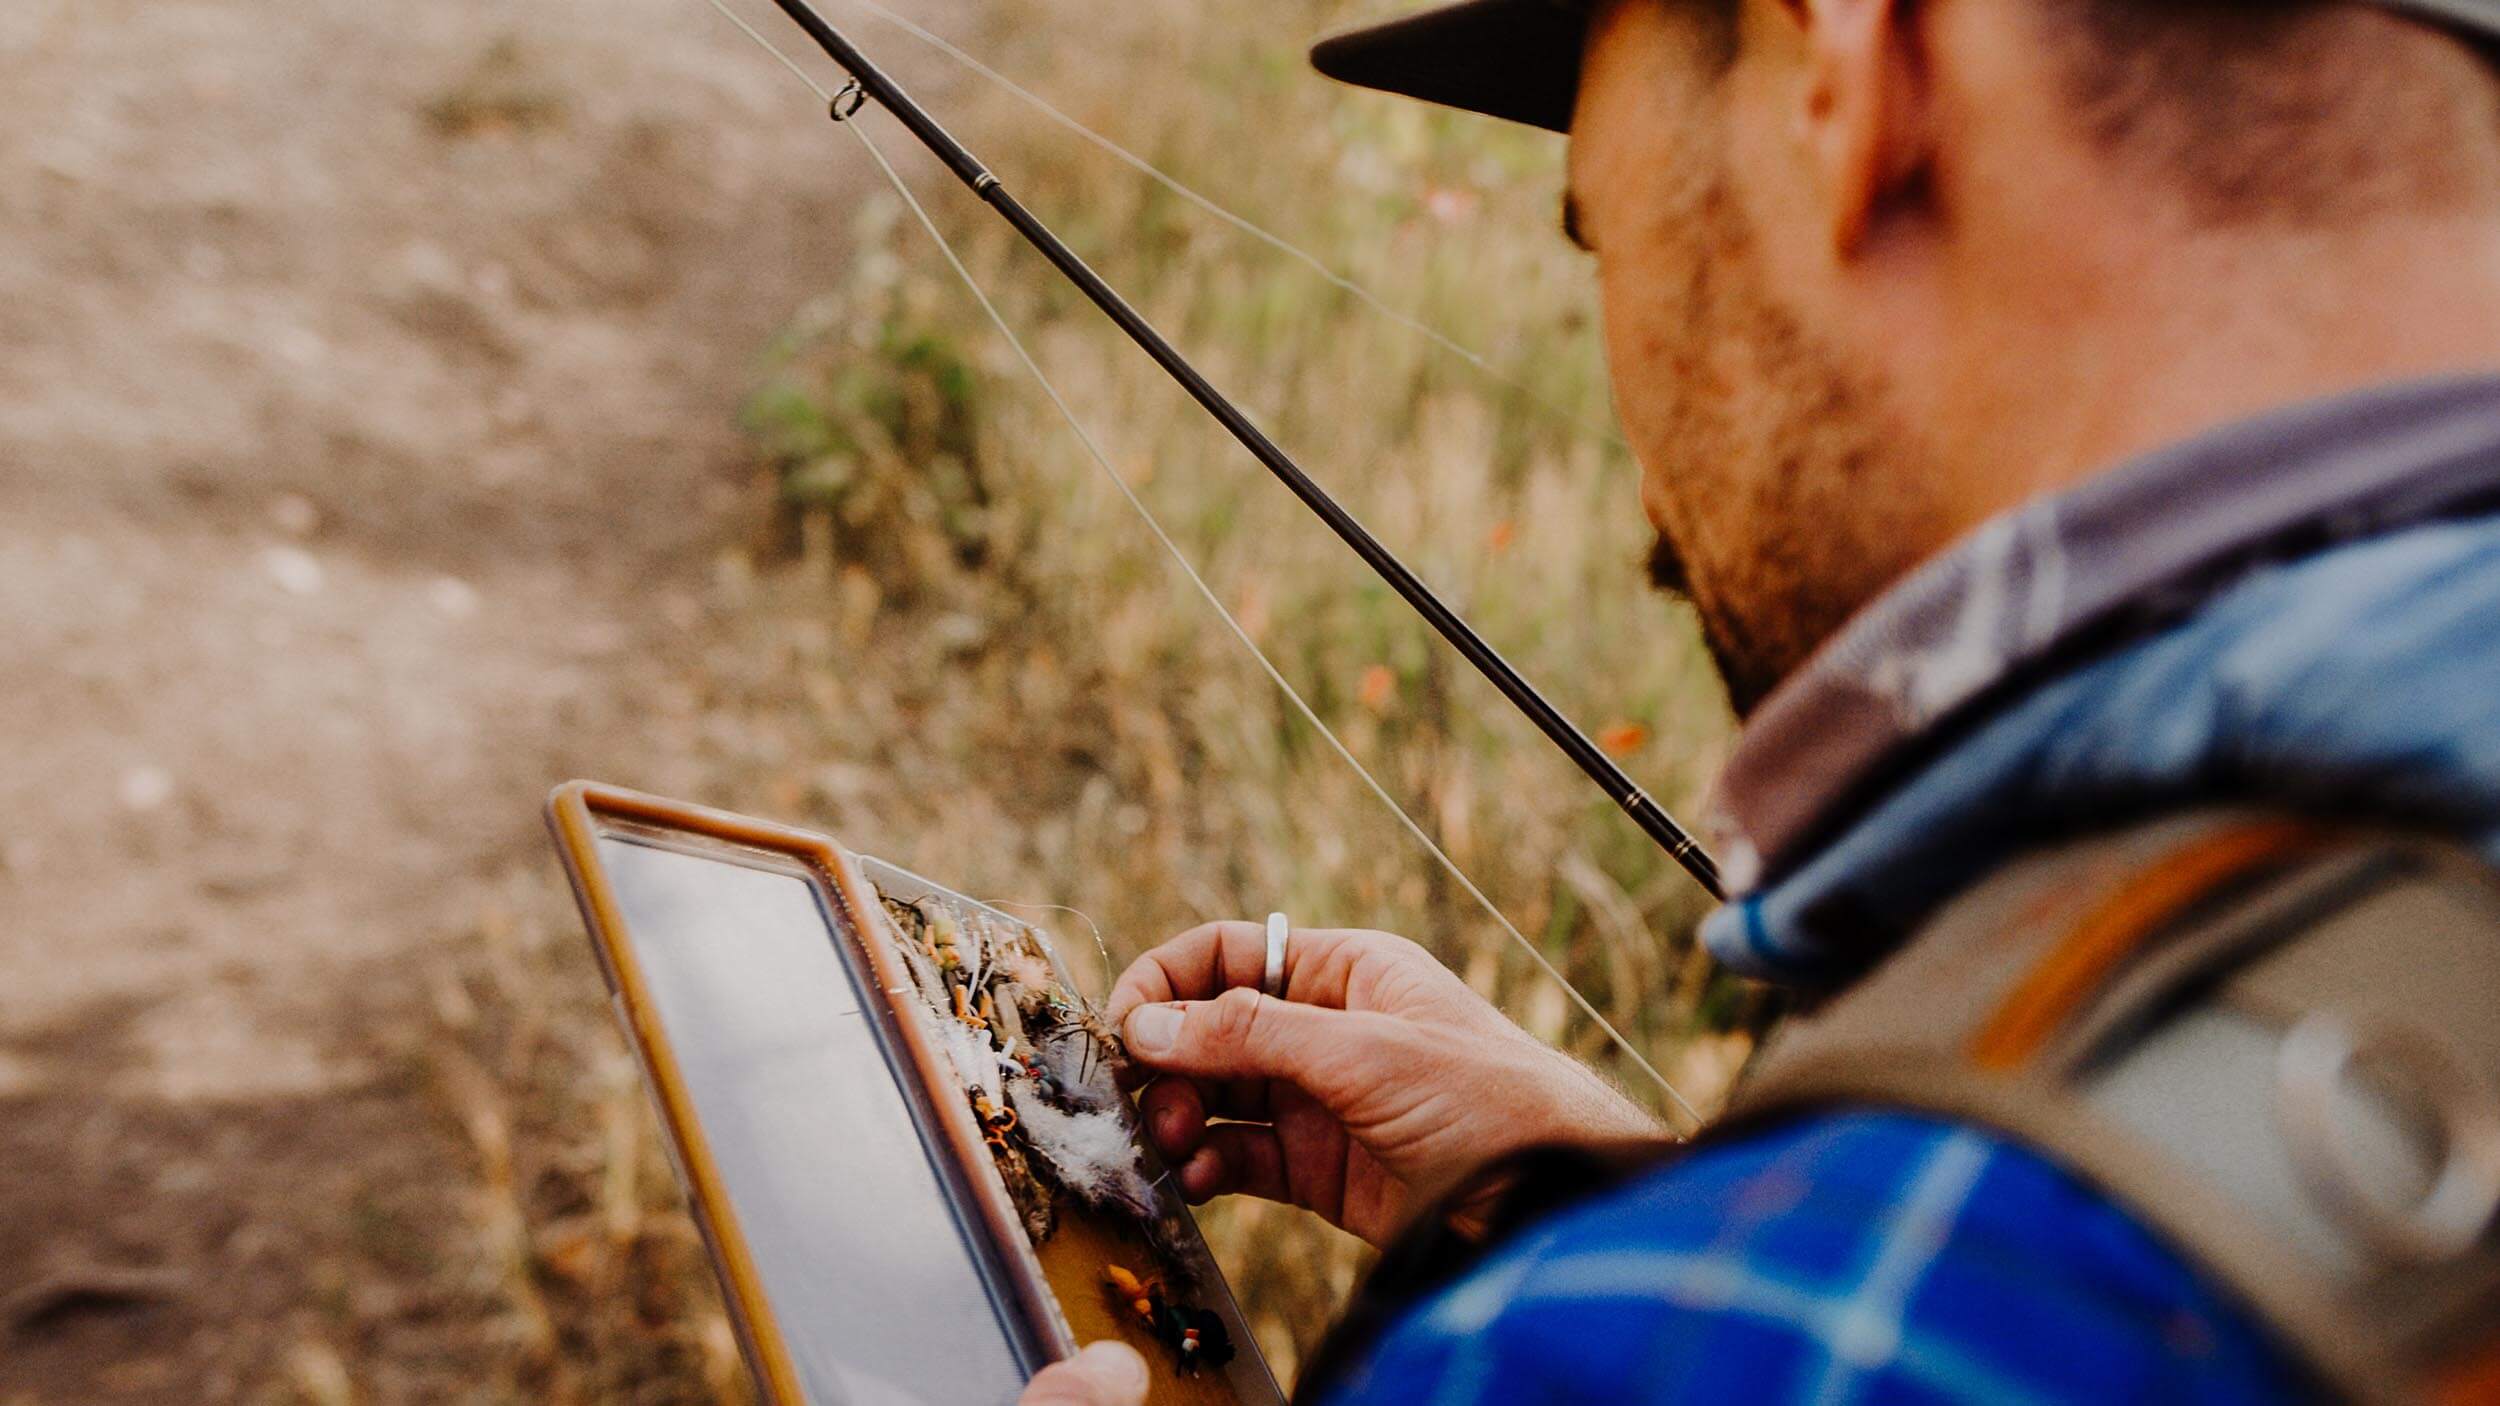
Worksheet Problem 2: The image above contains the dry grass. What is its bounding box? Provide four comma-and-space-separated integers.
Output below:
417, 0, 1759, 1394
408, 878, 755, 1405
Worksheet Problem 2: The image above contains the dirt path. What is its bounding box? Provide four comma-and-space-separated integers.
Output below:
0, 0, 883, 1396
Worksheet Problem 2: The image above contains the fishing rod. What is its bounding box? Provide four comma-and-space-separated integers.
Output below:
766, 0, 1726, 902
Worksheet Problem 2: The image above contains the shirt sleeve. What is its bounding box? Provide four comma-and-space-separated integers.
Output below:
1318, 1112, 2307, 1406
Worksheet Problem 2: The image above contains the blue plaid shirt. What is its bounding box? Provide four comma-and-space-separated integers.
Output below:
1326, 379, 2500, 1404
1320, 1114, 2305, 1404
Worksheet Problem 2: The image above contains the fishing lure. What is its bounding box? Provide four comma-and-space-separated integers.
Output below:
1103, 1263, 1236, 1374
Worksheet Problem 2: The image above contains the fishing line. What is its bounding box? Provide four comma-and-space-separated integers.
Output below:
830, 0, 1628, 449
705, 0, 832, 99
979, 898, 1118, 1004
697, 0, 1705, 1129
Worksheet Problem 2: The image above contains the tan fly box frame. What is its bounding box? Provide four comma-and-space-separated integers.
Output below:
547, 781, 1283, 1406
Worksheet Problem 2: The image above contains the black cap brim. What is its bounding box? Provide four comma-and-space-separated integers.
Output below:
1311, 0, 1591, 134
1313, 0, 2500, 136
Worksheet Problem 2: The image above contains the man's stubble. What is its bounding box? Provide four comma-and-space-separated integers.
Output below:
1630, 168, 1933, 717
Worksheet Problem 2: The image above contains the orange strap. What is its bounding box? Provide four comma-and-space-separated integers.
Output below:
1969, 820, 2323, 1071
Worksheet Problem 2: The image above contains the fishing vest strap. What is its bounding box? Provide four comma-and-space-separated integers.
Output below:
1731, 813, 2500, 1405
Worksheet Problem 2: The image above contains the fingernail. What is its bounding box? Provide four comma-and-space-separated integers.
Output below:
1125, 1004, 1182, 1056
1084, 1341, 1149, 1393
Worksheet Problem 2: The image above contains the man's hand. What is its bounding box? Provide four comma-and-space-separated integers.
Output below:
1019, 1343, 1149, 1406
1110, 922, 1667, 1247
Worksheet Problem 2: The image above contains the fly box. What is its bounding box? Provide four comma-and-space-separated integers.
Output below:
547, 781, 1283, 1406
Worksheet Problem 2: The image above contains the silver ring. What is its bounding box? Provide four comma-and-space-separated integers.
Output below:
1262, 912, 1289, 999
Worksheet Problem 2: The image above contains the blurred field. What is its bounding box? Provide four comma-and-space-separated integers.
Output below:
0, 0, 1746, 1399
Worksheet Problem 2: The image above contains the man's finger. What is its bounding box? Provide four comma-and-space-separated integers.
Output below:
1108, 921, 1364, 1025
1122, 988, 1386, 1098
1107, 920, 1257, 1024
1179, 1123, 1292, 1205
1019, 1342, 1149, 1406
1136, 1075, 1207, 1160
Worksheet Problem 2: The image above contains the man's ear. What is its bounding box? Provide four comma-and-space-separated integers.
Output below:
1789, 0, 1932, 256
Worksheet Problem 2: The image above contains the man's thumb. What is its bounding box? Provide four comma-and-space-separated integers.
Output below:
1122, 988, 1351, 1085
1020, 1342, 1150, 1406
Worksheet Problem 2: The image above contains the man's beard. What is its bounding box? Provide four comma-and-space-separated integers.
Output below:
1635, 174, 1923, 718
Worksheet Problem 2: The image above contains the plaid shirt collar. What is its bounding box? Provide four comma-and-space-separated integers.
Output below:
1705, 372, 2500, 897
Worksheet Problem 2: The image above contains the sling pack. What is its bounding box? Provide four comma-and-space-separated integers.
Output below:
1735, 812, 2500, 1404
1296, 812, 2500, 1404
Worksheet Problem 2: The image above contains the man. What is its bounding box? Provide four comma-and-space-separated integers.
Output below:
1027, 0, 2500, 1401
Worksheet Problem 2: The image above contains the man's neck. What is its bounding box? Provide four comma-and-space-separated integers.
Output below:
1930, 212, 2500, 528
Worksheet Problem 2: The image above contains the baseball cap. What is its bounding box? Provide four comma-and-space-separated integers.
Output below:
1312, 0, 2500, 134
